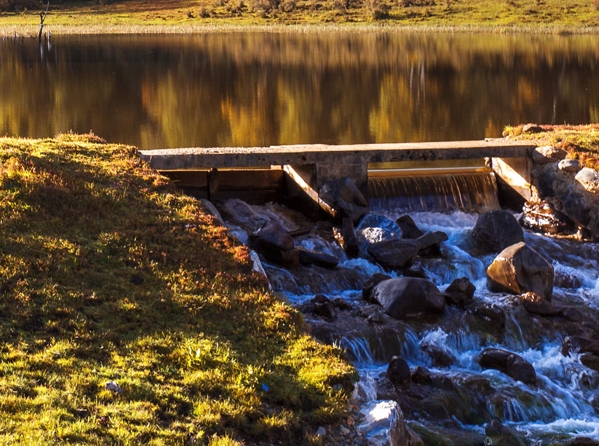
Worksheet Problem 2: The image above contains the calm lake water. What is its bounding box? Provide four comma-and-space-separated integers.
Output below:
1, 32, 599, 149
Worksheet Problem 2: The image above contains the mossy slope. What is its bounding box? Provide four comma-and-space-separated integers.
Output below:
0, 134, 356, 445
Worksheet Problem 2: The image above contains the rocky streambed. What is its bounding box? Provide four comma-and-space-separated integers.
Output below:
206, 142, 599, 445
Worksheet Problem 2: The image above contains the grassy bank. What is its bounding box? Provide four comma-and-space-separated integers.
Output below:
505, 124, 599, 169
0, 134, 357, 445
0, 0, 598, 35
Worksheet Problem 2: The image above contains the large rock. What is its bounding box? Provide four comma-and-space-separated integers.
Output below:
297, 247, 339, 268
395, 215, 424, 239
563, 193, 592, 226
532, 145, 567, 164
319, 177, 369, 224
530, 162, 599, 240
477, 348, 536, 385
487, 242, 554, 301
358, 400, 410, 446
370, 277, 445, 320
415, 231, 448, 256
367, 239, 420, 270
520, 200, 575, 235
248, 221, 300, 268
472, 210, 524, 254
386, 356, 411, 386
444, 277, 476, 308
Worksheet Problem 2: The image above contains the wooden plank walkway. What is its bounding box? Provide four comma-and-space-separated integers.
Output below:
138, 139, 538, 171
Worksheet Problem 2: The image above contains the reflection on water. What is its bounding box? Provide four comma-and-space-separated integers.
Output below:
1, 32, 599, 148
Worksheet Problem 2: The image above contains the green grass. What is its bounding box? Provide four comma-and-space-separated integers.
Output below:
0, 134, 357, 445
0, 0, 598, 34
504, 123, 599, 169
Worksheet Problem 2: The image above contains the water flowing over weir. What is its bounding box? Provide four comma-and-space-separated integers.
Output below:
214, 174, 599, 445
368, 170, 500, 213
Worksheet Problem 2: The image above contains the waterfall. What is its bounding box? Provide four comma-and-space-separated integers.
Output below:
369, 171, 500, 213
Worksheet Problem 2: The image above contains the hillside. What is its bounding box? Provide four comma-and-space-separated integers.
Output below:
0, 134, 357, 445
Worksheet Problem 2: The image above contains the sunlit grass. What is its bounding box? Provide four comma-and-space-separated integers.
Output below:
505, 123, 599, 170
0, 134, 357, 444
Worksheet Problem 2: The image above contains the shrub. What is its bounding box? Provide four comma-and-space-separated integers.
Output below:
365, 0, 389, 19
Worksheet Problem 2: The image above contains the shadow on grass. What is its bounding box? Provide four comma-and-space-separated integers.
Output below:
0, 137, 356, 444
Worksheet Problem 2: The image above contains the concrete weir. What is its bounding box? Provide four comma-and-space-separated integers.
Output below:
138, 139, 538, 211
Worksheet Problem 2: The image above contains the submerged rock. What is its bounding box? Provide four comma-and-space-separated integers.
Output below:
486, 242, 554, 301
370, 277, 445, 320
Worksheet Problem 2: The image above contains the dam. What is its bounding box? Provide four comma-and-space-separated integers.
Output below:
138, 139, 538, 214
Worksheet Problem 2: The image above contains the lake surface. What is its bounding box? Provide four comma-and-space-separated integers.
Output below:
1, 32, 599, 149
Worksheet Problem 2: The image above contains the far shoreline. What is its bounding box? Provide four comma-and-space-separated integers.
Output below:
2, 22, 599, 37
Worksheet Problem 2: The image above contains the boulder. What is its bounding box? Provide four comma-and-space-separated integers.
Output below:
532, 145, 567, 164
300, 295, 337, 321
248, 221, 300, 268
362, 273, 393, 301
297, 247, 339, 268
319, 177, 369, 224
396, 215, 424, 239
444, 277, 476, 308
358, 400, 411, 446
367, 239, 420, 270
575, 167, 599, 193
558, 159, 581, 172
386, 356, 411, 386
411, 366, 432, 385
477, 348, 536, 385
472, 210, 524, 254
370, 277, 445, 320
487, 242, 554, 301
520, 200, 576, 235
415, 231, 448, 256
421, 343, 456, 367
563, 193, 592, 227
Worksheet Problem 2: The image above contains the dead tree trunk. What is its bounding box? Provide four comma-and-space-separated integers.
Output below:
38, 0, 50, 42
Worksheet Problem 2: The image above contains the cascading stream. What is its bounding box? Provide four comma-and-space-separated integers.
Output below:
217, 171, 599, 444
